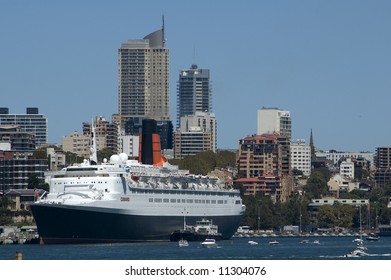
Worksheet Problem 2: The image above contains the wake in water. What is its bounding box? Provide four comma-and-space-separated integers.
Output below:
320, 253, 391, 259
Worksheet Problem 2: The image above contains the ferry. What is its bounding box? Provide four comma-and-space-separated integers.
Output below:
29, 119, 245, 244
170, 218, 223, 241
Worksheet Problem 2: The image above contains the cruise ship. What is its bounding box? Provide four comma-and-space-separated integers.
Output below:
29, 120, 245, 244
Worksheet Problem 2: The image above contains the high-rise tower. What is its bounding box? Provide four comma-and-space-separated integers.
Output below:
176, 64, 211, 127
116, 19, 170, 130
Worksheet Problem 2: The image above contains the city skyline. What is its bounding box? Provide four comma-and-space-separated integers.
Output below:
1, 1, 390, 152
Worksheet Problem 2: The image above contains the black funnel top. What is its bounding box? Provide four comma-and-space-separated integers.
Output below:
141, 119, 157, 165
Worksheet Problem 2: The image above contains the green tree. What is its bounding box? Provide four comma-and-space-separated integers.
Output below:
314, 167, 332, 181
169, 150, 236, 175
233, 182, 246, 197
32, 149, 47, 159
334, 203, 355, 228
317, 205, 337, 228
64, 151, 84, 165
241, 193, 281, 230
0, 197, 13, 226
216, 150, 236, 169
280, 193, 310, 230
340, 189, 367, 199
292, 168, 304, 176
42, 182, 50, 192
304, 170, 328, 199
98, 148, 114, 163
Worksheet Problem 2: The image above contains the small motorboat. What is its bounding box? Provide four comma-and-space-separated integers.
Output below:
201, 238, 217, 248
178, 239, 189, 247
269, 240, 279, 245
313, 240, 320, 245
248, 240, 258, 246
366, 233, 379, 241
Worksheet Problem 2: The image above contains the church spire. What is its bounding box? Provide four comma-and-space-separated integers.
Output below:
310, 128, 314, 147
310, 128, 315, 160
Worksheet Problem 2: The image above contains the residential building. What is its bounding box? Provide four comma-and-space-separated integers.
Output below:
83, 117, 120, 154
118, 135, 139, 158
290, 139, 311, 176
0, 107, 48, 146
174, 112, 216, 160
179, 112, 216, 152
0, 151, 47, 192
0, 126, 36, 151
177, 64, 212, 127
340, 158, 354, 179
62, 132, 92, 158
4, 189, 46, 211
328, 174, 360, 196
236, 134, 293, 202
174, 128, 213, 160
374, 146, 391, 187
115, 21, 170, 130
46, 147, 66, 171
257, 108, 291, 139
315, 150, 374, 167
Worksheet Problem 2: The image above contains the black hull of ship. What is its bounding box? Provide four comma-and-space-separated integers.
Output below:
29, 204, 242, 244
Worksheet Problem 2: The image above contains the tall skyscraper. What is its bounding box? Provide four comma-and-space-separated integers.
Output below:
257, 107, 291, 139
177, 64, 211, 127
116, 20, 170, 130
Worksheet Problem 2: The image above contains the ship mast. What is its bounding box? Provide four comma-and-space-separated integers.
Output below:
90, 119, 98, 165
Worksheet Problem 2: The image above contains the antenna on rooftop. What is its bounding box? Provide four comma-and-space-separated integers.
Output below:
162, 14, 166, 47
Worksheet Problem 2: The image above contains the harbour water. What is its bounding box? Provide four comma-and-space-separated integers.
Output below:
1, 236, 391, 260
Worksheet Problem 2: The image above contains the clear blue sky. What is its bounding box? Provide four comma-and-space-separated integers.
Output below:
1, 0, 390, 152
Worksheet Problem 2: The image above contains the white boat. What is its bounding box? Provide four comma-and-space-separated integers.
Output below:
201, 238, 217, 248
345, 206, 369, 257
248, 240, 258, 245
345, 246, 369, 258
194, 218, 217, 231
269, 240, 279, 245
366, 233, 379, 241
313, 240, 320, 245
29, 119, 245, 244
178, 239, 189, 247
300, 239, 309, 244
